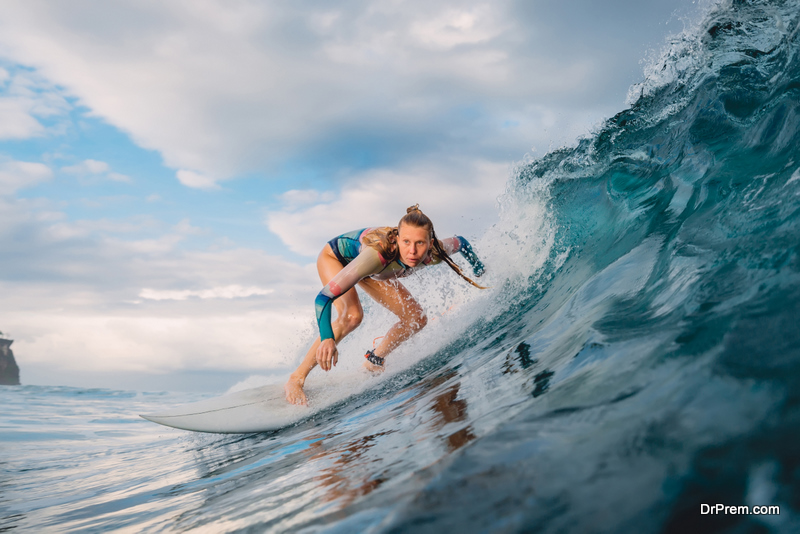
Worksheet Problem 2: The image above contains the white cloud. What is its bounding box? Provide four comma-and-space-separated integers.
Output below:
176, 169, 219, 190
62, 159, 110, 175
7, 308, 311, 375
267, 158, 507, 256
60, 159, 134, 185
108, 172, 132, 183
410, 5, 504, 49
0, 198, 321, 382
139, 285, 274, 301
172, 218, 206, 236
0, 68, 71, 139
0, 159, 52, 194
0, 0, 693, 185
0, 97, 45, 139
279, 189, 337, 208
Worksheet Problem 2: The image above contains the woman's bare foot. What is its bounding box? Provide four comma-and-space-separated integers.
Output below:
284, 375, 308, 405
363, 360, 385, 374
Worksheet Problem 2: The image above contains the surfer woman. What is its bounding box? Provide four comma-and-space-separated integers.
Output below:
284, 205, 487, 405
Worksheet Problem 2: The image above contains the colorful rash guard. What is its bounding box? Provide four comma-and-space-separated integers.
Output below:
315, 228, 483, 341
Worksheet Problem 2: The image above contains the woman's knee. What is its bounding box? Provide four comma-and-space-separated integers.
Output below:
406, 309, 427, 333
341, 310, 363, 333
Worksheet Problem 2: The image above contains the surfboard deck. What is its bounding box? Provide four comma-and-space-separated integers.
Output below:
140, 383, 317, 433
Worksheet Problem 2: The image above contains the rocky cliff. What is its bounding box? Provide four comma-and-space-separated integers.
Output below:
0, 334, 21, 386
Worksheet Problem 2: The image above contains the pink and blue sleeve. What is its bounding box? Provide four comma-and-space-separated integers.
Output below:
442, 236, 485, 276
315, 248, 385, 341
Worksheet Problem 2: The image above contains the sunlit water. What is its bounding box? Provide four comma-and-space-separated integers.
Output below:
4, 0, 800, 531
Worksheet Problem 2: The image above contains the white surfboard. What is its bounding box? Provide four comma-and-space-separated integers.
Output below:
140, 384, 322, 433
140, 368, 378, 433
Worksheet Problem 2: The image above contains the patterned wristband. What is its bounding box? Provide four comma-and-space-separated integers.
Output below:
364, 349, 385, 367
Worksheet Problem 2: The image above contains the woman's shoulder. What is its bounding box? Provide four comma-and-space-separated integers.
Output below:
360, 226, 398, 264
336, 228, 368, 240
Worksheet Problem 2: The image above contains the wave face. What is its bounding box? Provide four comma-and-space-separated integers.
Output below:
4, 0, 800, 532
460, 0, 800, 529
383, 0, 800, 530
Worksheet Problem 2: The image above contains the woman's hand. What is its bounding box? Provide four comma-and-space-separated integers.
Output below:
316, 338, 338, 371
456, 236, 485, 277
472, 258, 485, 277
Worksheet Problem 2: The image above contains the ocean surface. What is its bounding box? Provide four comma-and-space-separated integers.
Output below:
3, 0, 800, 531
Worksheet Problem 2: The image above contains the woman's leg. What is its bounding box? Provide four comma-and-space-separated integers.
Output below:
285, 246, 364, 405
357, 278, 427, 366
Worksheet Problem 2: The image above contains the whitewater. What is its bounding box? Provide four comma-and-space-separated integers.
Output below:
3, 0, 800, 531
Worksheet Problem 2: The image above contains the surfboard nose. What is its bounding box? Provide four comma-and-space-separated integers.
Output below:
138, 384, 307, 433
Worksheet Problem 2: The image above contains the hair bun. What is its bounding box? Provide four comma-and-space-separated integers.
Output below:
406, 203, 421, 214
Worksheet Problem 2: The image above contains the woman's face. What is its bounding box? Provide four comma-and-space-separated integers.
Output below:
397, 224, 431, 267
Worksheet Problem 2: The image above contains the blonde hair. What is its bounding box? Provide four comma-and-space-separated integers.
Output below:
361, 226, 399, 260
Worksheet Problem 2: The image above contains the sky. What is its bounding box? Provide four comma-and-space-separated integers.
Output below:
0, 0, 703, 392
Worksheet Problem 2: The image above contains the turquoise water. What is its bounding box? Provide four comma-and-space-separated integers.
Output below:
4, 0, 800, 531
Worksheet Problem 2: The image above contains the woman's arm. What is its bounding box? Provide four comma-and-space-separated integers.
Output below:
316, 247, 385, 341
439, 236, 485, 277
